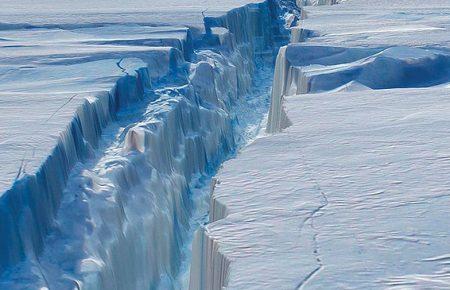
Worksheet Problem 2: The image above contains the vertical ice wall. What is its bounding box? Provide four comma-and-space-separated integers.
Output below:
266, 21, 320, 133
188, 2, 301, 290
189, 1, 450, 289
0, 0, 298, 289
0, 63, 154, 274
266, 0, 341, 133
266, 46, 293, 133
0, 45, 188, 278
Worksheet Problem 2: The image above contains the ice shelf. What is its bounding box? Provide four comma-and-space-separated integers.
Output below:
193, 0, 450, 289
0, 0, 300, 289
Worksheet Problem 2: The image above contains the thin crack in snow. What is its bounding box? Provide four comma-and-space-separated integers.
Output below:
297, 189, 329, 290
296, 265, 321, 290
286, 133, 329, 289
44, 94, 78, 123
116, 58, 126, 74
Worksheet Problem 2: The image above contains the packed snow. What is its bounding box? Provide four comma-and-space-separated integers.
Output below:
0, 0, 263, 28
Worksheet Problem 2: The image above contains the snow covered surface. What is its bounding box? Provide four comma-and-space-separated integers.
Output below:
3, 0, 450, 288
0, 0, 263, 28
302, 0, 450, 49
0, 0, 275, 198
199, 87, 450, 289
193, 0, 450, 289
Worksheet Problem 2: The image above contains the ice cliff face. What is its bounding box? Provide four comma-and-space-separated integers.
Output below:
267, 45, 450, 132
0, 0, 297, 289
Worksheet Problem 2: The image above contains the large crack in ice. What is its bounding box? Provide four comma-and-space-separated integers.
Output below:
187, 0, 450, 288
176, 63, 276, 288
0, 1, 300, 289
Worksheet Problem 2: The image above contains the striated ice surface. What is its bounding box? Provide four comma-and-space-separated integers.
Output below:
5, 0, 450, 288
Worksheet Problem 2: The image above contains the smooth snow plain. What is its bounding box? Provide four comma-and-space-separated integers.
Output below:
195, 0, 450, 289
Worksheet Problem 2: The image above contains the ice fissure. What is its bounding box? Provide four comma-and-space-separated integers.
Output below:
189, 0, 450, 289
0, 1, 300, 289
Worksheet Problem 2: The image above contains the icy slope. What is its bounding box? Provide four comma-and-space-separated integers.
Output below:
0, 28, 184, 281
193, 0, 450, 289
0, 0, 297, 289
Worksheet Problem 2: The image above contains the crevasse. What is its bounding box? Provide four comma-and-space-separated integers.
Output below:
0, 1, 299, 289
189, 1, 338, 288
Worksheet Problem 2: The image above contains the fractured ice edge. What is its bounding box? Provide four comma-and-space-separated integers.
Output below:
0, 0, 301, 289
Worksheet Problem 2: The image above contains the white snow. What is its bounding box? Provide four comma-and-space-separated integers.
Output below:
0, 0, 265, 29
196, 87, 450, 289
